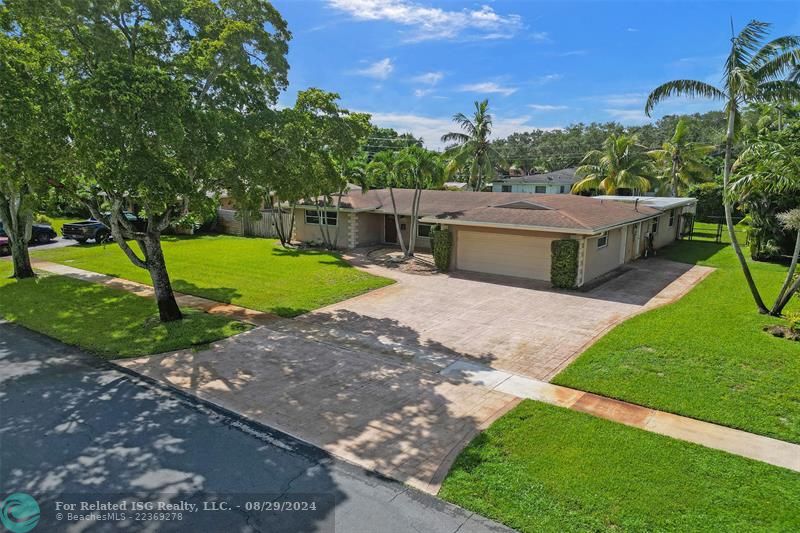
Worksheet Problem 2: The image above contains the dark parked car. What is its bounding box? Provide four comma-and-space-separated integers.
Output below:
0, 221, 57, 245
62, 212, 144, 244
0, 236, 9, 256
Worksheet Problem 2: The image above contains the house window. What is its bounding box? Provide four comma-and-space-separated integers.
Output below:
651, 219, 659, 234
417, 223, 432, 238
534, 185, 546, 194
501, 185, 512, 192
668, 209, 675, 227
597, 232, 608, 249
560, 185, 566, 194
305, 210, 337, 226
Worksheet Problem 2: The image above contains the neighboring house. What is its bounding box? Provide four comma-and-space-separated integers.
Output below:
492, 168, 577, 194
293, 189, 696, 287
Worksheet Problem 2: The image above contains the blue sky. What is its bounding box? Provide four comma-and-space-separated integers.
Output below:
273, 0, 800, 148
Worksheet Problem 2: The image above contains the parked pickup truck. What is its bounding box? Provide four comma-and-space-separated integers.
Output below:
0, 221, 57, 245
62, 212, 144, 244
0, 236, 9, 256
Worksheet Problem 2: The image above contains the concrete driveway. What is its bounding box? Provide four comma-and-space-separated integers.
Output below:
286, 253, 713, 380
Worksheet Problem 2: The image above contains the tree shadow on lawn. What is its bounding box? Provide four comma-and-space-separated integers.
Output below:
0, 322, 342, 532
121, 309, 513, 492
0, 275, 242, 357
171, 279, 243, 306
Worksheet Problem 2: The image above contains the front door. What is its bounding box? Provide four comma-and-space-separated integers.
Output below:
384, 215, 397, 244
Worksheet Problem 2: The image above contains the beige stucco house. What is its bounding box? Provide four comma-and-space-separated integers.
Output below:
293, 190, 696, 287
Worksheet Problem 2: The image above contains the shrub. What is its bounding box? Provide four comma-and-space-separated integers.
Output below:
551, 239, 579, 289
34, 214, 53, 225
430, 225, 453, 272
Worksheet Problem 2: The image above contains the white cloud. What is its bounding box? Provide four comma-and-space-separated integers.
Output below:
592, 92, 646, 106
534, 73, 563, 85
327, 0, 525, 42
365, 111, 559, 149
458, 82, 518, 96
528, 104, 569, 111
604, 108, 650, 124
414, 88, 433, 97
411, 71, 444, 85
557, 50, 587, 57
626, 27, 639, 32
353, 58, 394, 79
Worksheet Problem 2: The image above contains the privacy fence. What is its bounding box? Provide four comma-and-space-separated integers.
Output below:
217, 209, 293, 238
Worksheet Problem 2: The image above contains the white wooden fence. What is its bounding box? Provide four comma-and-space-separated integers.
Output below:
217, 208, 293, 238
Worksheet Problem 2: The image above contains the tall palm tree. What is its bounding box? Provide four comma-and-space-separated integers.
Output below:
394, 145, 444, 256
645, 20, 800, 313
441, 100, 504, 191
366, 150, 407, 255
571, 134, 655, 195
647, 118, 716, 196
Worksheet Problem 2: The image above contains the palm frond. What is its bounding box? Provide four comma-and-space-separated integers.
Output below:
644, 80, 725, 116
753, 79, 800, 103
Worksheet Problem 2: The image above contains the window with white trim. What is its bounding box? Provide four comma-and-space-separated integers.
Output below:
668, 209, 675, 227
651, 219, 659, 234
417, 223, 432, 238
597, 232, 608, 249
534, 185, 546, 194
501, 185, 512, 192
305, 210, 338, 226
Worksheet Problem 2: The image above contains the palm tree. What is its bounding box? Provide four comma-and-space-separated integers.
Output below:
647, 119, 716, 196
394, 145, 444, 256
571, 134, 655, 195
644, 20, 800, 314
366, 150, 407, 255
732, 131, 800, 315
441, 100, 504, 191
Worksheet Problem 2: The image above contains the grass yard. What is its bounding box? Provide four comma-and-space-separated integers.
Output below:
553, 240, 800, 443
33, 235, 394, 317
689, 220, 749, 244
0, 261, 248, 357
440, 401, 800, 533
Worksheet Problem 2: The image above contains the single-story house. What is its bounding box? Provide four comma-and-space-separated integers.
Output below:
294, 190, 696, 287
491, 168, 578, 194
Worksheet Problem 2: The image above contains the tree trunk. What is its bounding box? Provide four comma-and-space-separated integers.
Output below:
723, 105, 768, 314
389, 187, 407, 254
671, 159, 679, 197
9, 237, 34, 279
772, 229, 800, 315
141, 235, 182, 322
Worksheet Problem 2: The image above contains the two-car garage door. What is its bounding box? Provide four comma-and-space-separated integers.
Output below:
456, 230, 553, 281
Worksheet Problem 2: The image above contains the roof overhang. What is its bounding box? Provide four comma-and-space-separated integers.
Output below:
419, 213, 660, 236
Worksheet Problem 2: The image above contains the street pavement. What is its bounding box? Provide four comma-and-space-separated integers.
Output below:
0, 321, 512, 533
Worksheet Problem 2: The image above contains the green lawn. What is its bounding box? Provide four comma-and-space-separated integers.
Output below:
0, 261, 248, 357
553, 240, 800, 443
33, 235, 394, 317
689, 221, 748, 244
440, 401, 800, 533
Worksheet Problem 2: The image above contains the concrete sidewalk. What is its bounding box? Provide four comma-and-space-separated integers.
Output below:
32, 260, 279, 326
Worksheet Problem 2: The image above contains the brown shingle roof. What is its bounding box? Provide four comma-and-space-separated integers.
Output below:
300, 189, 661, 234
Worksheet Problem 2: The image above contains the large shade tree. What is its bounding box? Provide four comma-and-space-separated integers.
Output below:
645, 20, 800, 314
647, 118, 715, 196
25, 0, 291, 321
441, 99, 503, 191
571, 134, 655, 195
0, 10, 69, 279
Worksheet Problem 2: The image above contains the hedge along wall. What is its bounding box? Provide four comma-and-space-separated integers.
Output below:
430, 225, 453, 272
551, 239, 579, 289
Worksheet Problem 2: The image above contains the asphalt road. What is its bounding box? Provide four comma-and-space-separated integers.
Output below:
0, 321, 512, 533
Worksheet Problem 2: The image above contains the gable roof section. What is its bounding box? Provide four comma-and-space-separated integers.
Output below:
299, 189, 661, 234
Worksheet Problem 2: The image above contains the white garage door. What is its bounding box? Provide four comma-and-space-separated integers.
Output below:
457, 230, 553, 280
